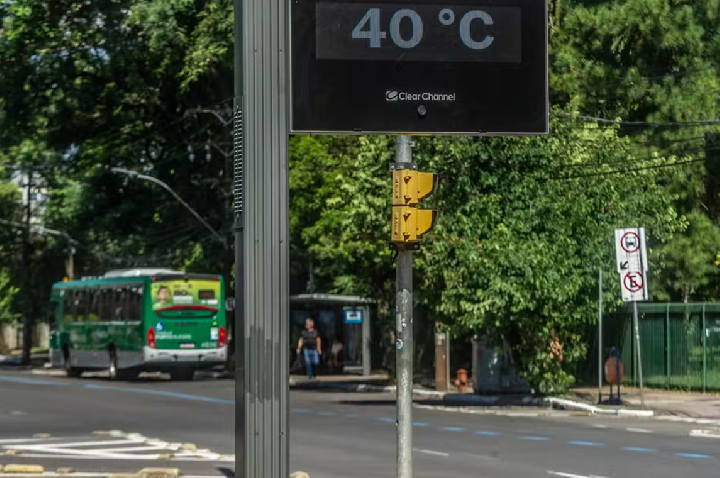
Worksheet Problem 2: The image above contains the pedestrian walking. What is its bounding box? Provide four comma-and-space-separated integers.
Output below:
297, 318, 321, 379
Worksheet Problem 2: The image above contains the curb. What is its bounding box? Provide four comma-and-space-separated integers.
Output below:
656, 415, 720, 425
545, 397, 655, 417
414, 404, 559, 417
289, 380, 452, 399
30, 369, 229, 379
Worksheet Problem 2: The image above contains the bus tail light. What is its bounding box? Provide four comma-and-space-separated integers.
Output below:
147, 328, 156, 349
218, 326, 227, 348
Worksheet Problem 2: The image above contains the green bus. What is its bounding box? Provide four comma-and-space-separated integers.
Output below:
48, 268, 228, 381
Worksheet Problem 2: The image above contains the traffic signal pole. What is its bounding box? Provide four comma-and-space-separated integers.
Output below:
394, 135, 414, 478
391, 136, 438, 478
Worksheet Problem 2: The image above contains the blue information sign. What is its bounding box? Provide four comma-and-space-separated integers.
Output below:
344, 310, 363, 324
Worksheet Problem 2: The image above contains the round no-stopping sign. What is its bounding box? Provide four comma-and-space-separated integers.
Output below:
623, 272, 644, 293
620, 231, 640, 253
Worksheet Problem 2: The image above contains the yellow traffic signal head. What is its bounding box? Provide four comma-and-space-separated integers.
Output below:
392, 169, 438, 206
391, 206, 438, 243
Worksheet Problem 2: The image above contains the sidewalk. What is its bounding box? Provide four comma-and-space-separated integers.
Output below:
289, 374, 549, 408
567, 386, 720, 420
0, 350, 49, 368
290, 375, 720, 421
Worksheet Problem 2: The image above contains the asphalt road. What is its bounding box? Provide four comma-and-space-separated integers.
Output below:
0, 371, 718, 478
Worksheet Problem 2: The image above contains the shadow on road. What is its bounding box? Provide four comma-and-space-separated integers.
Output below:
217, 467, 235, 478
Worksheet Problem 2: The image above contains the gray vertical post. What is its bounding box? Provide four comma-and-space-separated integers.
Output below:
362, 305, 371, 376
598, 268, 603, 404
232, 0, 246, 474
395, 135, 413, 478
21, 169, 33, 366
633, 301, 645, 409
235, 0, 290, 474
446, 332, 451, 390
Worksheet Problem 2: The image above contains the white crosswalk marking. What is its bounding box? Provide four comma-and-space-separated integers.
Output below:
0, 432, 231, 462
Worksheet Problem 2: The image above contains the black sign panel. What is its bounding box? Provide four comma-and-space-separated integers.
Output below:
291, 0, 548, 135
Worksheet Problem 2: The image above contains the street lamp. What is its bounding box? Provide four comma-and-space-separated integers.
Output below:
0, 218, 78, 280
110, 167, 227, 249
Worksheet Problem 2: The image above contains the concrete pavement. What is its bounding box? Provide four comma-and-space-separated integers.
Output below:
0, 371, 718, 477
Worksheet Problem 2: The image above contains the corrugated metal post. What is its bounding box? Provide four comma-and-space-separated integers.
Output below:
666, 303, 670, 389
598, 268, 603, 404
232, 0, 246, 474
235, 0, 290, 474
703, 303, 707, 393
395, 135, 414, 478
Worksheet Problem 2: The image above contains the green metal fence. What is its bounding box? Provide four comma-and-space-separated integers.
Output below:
574, 303, 720, 392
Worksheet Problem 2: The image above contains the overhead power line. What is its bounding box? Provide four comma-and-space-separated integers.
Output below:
556, 112, 720, 127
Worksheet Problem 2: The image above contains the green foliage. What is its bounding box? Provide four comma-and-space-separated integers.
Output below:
1, 0, 720, 391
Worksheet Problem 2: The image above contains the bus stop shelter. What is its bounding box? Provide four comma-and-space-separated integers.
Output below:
290, 293, 375, 377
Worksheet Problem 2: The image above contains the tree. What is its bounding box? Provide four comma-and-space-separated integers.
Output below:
414, 110, 683, 393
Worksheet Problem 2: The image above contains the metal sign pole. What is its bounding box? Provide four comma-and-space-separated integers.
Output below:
598, 268, 603, 404
395, 135, 414, 478
235, 0, 290, 474
632, 300, 645, 409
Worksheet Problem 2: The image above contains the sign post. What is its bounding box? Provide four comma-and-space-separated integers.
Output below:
598, 268, 602, 404
615, 228, 648, 408
287, 1, 549, 476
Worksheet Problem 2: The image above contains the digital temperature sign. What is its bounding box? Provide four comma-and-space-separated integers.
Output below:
316, 4, 522, 63
291, 0, 548, 135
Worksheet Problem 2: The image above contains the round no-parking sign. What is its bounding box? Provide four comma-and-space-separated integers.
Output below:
623, 272, 643, 293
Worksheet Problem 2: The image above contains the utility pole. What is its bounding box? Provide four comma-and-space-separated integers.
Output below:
391, 136, 438, 478
235, 0, 290, 475
66, 245, 76, 281
21, 169, 33, 366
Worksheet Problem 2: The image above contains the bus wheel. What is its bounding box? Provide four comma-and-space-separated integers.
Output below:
63, 348, 80, 378
108, 350, 130, 381
170, 369, 195, 381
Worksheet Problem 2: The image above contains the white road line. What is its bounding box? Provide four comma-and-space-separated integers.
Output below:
689, 429, 720, 438
413, 448, 449, 457
170, 456, 233, 462
7, 446, 162, 459
591, 424, 608, 429
0, 438, 55, 444
81, 445, 169, 453
8, 439, 142, 449
0, 474, 113, 477
548, 471, 609, 478
8, 453, 160, 460
626, 427, 652, 434
8, 453, 233, 462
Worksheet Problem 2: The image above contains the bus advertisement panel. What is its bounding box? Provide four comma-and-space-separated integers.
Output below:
151, 279, 222, 311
